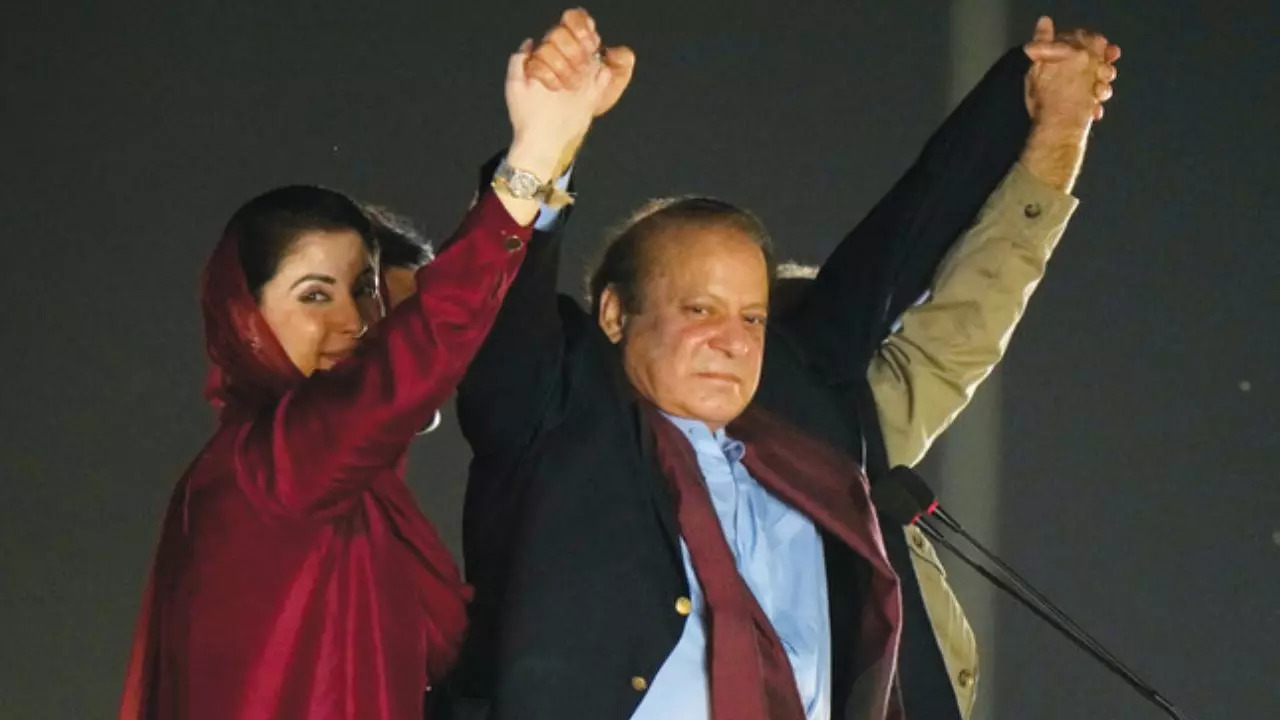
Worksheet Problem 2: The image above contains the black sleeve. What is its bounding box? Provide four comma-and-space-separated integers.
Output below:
456, 153, 574, 455
782, 48, 1032, 382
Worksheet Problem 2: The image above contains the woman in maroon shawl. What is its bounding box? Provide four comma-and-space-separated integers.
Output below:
119, 29, 629, 719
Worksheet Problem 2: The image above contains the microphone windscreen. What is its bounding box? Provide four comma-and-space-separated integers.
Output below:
870, 476, 927, 526
890, 466, 938, 508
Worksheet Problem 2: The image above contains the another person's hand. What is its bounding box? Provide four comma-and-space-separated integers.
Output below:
525, 8, 636, 119
504, 37, 610, 182
1023, 16, 1120, 126
1018, 16, 1121, 192
500, 9, 631, 222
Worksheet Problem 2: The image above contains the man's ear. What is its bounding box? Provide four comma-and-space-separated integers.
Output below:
597, 285, 627, 344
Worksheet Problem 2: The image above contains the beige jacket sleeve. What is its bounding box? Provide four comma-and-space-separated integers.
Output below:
868, 162, 1077, 718
871, 161, 1077, 467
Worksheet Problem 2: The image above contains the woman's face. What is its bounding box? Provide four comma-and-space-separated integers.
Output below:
257, 229, 381, 376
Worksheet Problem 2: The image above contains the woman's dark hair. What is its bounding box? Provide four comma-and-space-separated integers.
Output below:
360, 203, 435, 269
586, 196, 776, 316
224, 185, 377, 300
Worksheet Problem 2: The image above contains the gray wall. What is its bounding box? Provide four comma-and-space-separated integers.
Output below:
2, 1, 1275, 717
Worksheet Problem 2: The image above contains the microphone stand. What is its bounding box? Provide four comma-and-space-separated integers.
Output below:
916, 520, 1188, 720
929, 509, 1134, 679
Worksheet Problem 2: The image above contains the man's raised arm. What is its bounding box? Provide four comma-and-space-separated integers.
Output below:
782, 18, 1114, 382
870, 22, 1120, 466
458, 9, 635, 454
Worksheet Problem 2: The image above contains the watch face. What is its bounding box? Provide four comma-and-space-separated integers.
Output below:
508, 170, 540, 198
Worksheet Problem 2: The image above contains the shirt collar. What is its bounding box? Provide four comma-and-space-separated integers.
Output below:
660, 412, 746, 464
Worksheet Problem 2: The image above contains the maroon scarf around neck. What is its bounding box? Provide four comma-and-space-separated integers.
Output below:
644, 402, 905, 720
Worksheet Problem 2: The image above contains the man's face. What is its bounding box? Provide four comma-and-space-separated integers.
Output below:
601, 223, 770, 430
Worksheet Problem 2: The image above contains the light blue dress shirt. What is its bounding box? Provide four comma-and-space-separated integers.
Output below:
631, 414, 831, 720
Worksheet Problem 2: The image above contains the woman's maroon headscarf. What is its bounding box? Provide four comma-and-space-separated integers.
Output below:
199, 225, 303, 411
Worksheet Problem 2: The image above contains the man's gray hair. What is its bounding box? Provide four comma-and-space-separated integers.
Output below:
585, 196, 777, 315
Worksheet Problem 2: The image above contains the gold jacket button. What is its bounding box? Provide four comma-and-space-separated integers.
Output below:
631, 676, 649, 692
957, 668, 976, 689
910, 531, 925, 550
675, 596, 692, 616
1023, 202, 1042, 219
503, 235, 523, 252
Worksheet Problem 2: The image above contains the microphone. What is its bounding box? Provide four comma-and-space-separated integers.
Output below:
872, 468, 1188, 720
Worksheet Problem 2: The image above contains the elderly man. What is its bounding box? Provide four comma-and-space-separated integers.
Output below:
442, 11, 1117, 720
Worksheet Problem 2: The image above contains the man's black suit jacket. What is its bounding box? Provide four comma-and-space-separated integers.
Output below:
441, 48, 1032, 720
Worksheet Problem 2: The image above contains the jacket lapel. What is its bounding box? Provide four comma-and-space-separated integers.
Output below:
635, 401, 683, 561
729, 406, 905, 720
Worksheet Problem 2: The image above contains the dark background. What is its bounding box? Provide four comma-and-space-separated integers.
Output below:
3, 1, 1276, 717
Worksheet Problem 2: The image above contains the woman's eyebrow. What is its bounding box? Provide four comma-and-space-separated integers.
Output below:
289, 273, 337, 290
